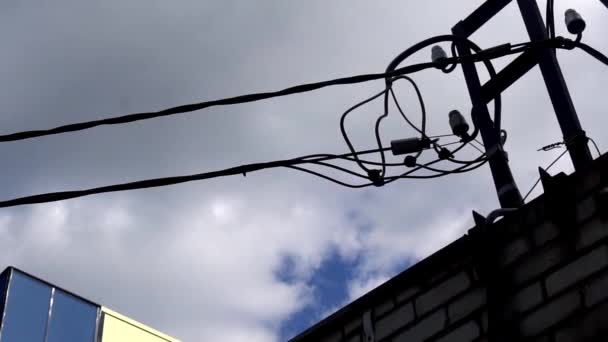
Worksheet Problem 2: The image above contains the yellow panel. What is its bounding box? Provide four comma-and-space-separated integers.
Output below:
100, 307, 180, 342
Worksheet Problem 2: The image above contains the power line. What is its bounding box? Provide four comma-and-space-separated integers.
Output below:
0, 148, 387, 208
0, 38, 600, 145
0, 135, 488, 208
589, 137, 602, 157
0, 60, 450, 143
0, 34, 603, 208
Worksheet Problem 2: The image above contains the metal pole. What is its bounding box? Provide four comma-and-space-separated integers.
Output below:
452, 28, 523, 208
517, 0, 593, 170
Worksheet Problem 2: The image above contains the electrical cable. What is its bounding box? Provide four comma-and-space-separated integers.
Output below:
442, 42, 459, 73
522, 148, 568, 202
588, 137, 602, 157
0, 139, 489, 208
573, 41, 608, 65
383, 155, 487, 184
0, 37, 598, 146
0, 147, 395, 208
303, 161, 369, 179
384, 34, 502, 137
284, 166, 373, 189
373, 97, 390, 177
0, 44, 535, 144
415, 157, 487, 175
389, 76, 427, 137
340, 89, 388, 173
387, 75, 435, 159
468, 141, 485, 154
429, 133, 456, 139
344, 75, 428, 178
376, 35, 499, 179
437, 141, 462, 148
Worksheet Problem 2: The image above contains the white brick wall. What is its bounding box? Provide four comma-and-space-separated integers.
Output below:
374, 303, 414, 340
583, 269, 608, 307
554, 301, 608, 342
546, 245, 608, 296
520, 291, 580, 337
512, 243, 566, 285
393, 310, 445, 342
499, 237, 530, 267
532, 222, 559, 247
576, 218, 608, 250
447, 287, 486, 323
506, 282, 544, 317
435, 321, 480, 342
416, 272, 471, 315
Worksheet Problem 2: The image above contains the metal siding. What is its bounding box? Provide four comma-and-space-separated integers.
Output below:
0, 269, 11, 340
99, 308, 180, 342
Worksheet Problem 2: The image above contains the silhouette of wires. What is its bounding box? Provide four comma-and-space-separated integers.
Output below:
338, 34, 495, 187
0, 37, 602, 145
0, 140, 486, 208
2, 33, 605, 208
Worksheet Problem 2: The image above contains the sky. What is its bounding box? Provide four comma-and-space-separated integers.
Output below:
0, 1, 606, 341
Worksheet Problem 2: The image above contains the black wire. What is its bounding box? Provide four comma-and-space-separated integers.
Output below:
438, 141, 462, 147
383, 156, 486, 183
415, 158, 488, 176
444, 137, 486, 165
379, 35, 498, 178
0, 140, 490, 208
301, 153, 406, 167
374, 95, 390, 177
383, 159, 442, 184
430, 133, 456, 139
285, 166, 373, 189
305, 137, 479, 168
384, 34, 502, 137
589, 137, 602, 157
304, 160, 369, 179
0, 44, 533, 144
574, 41, 608, 66
522, 148, 568, 202
468, 141, 485, 154
374, 76, 428, 171
340, 89, 388, 172
389, 76, 427, 136
0, 37, 596, 146
0, 147, 389, 208
442, 42, 459, 73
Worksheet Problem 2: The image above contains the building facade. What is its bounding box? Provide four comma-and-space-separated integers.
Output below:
0, 267, 179, 342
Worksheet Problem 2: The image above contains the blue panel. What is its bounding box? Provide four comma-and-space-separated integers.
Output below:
47, 290, 98, 342
0, 270, 9, 333
0, 272, 51, 342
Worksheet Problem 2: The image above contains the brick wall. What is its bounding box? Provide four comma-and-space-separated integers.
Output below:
291, 154, 608, 342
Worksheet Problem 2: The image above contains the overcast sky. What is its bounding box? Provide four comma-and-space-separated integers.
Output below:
0, 1, 606, 341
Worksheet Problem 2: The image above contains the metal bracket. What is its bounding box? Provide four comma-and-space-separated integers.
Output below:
362, 310, 375, 342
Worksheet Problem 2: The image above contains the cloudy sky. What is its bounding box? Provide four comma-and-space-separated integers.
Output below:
0, 0, 606, 341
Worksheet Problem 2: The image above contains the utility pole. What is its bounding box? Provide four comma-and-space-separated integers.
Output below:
451, 0, 592, 208
517, 0, 592, 170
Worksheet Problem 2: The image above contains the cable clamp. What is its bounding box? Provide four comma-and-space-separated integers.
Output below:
362, 310, 375, 342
